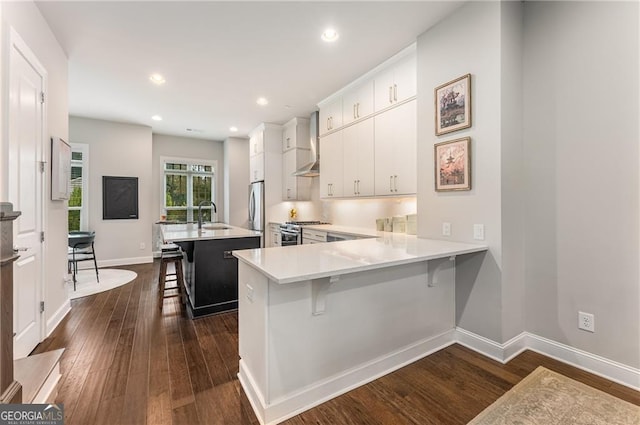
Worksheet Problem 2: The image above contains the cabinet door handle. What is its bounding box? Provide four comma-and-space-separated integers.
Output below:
356, 103, 360, 118
286, 137, 291, 148
394, 175, 398, 192
357, 180, 360, 195
390, 176, 393, 192
353, 180, 357, 195
389, 86, 393, 104
353, 104, 357, 119
394, 84, 398, 101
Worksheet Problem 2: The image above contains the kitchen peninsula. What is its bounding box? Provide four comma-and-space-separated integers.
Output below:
162, 223, 261, 317
233, 234, 487, 425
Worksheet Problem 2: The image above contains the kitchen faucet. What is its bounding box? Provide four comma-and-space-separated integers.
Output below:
197, 200, 217, 230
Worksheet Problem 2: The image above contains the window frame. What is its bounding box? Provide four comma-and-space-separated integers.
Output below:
161, 156, 217, 222
69, 143, 89, 231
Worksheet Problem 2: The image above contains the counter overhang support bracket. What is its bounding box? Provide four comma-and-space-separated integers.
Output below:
427, 256, 456, 287
311, 275, 339, 315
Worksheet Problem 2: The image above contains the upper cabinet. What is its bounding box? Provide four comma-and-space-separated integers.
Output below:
374, 54, 417, 112
282, 117, 310, 152
374, 100, 416, 196
342, 81, 374, 126
249, 130, 264, 156
319, 131, 344, 198
249, 123, 282, 183
342, 118, 374, 197
318, 98, 342, 136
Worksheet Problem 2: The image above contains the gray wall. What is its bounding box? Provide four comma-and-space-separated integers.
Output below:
417, 0, 639, 369
522, 1, 639, 368
1, 1, 71, 335
69, 116, 153, 265
417, 1, 505, 343
223, 137, 249, 227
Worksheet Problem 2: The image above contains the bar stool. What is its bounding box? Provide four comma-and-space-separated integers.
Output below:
158, 245, 185, 310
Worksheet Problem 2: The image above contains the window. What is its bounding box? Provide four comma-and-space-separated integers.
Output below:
162, 157, 216, 222
68, 144, 89, 231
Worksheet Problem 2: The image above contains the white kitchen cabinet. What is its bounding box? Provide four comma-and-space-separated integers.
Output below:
249, 130, 264, 156
374, 54, 416, 112
282, 149, 311, 201
302, 228, 327, 244
342, 118, 374, 197
374, 99, 417, 196
268, 223, 282, 247
282, 117, 310, 152
318, 97, 342, 136
319, 131, 343, 198
342, 80, 374, 126
249, 152, 264, 183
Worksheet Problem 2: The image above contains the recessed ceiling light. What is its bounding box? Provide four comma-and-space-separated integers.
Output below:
151, 115, 163, 121
229, 126, 238, 132
321, 28, 339, 42
149, 73, 166, 85
256, 97, 269, 106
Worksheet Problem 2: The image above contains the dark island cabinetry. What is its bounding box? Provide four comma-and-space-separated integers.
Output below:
178, 236, 260, 317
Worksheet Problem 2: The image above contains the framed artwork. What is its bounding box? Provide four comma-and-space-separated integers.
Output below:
51, 137, 71, 200
435, 73, 471, 136
434, 137, 471, 192
102, 176, 139, 219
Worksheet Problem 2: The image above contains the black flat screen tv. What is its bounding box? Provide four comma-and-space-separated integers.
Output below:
102, 176, 139, 220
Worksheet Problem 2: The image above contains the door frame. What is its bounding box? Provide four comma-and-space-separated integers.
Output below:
7, 26, 48, 349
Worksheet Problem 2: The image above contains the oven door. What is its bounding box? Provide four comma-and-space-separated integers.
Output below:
280, 229, 300, 246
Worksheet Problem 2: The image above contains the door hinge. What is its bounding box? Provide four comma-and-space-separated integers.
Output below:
40, 231, 45, 243
40, 301, 45, 313
40, 92, 45, 104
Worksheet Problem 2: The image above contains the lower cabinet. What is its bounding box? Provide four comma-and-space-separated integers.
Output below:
177, 236, 261, 317
302, 229, 327, 244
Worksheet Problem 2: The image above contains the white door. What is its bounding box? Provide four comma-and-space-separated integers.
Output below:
8, 29, 46, 359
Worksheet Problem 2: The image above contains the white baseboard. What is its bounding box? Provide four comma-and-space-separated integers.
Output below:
46, 301, 71, 338
240, 330, 456, 425
455, 328, 640, 391
97, 256, 153, 268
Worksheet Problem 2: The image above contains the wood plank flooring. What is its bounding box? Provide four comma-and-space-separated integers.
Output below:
33, 262, 639, 424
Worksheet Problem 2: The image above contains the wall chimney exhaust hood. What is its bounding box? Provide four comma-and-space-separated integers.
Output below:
293, 111, 320, 177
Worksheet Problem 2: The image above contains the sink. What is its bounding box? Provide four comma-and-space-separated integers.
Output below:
202, 223, 231, 230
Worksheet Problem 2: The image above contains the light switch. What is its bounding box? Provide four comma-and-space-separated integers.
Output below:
442, 222, 451, 236
473, 224, 485, 241
246, 284, 254, 303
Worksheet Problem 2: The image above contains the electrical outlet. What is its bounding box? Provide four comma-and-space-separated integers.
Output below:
578, 311, 595, 332
246, 284, 254, 303
139, 242, 146, 250
442, 222, 451, 236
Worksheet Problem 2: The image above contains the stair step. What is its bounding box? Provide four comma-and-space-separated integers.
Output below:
14, 349, 64, 403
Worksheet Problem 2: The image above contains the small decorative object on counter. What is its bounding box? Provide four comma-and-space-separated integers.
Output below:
392, 216, 407, 233
376, 219, 385, 231
383, 218, 393, 232
289, 208, 297, 220
406, 214, 417, 235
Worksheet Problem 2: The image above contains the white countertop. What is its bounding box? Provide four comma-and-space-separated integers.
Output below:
161, 223, 261, 242
233, 233, 487, 284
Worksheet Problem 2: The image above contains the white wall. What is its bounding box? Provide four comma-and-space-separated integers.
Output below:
522, 1, 639, 368
223, 137, 249, 227
69, 116, 153, 266
417, 1, 504, 342
1, 1, 70, 336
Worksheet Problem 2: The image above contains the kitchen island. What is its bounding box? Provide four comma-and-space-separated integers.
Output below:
233, 234, 487, 425
161, 223, 261, 317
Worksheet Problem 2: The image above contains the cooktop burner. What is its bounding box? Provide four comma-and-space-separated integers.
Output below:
285, 221, 328, 225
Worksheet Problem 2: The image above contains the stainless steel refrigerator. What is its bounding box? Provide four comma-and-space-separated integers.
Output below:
248, 181, 264, 234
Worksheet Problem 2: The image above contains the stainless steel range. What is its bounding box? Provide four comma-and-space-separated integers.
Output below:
279, 221, 329, 246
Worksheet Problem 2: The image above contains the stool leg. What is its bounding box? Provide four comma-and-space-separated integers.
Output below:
158, 260, 168, 310
175, 258, 185, 307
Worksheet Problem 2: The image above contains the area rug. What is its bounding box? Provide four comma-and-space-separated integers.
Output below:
67, 269, 137, 300
468, 366, 640, 425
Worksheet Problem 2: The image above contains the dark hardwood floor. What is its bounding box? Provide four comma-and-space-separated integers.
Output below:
33, 262, 639, 424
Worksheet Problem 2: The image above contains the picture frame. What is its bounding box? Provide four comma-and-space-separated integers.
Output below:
102, 176, 139, 219
51, 137, 71, 200
435, 74, 471, 136
434, 137, 471, 192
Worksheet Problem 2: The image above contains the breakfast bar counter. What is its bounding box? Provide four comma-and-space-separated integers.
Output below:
233, 235, 487, 424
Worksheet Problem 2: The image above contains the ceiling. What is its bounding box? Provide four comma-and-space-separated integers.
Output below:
36, 1, 463, 141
